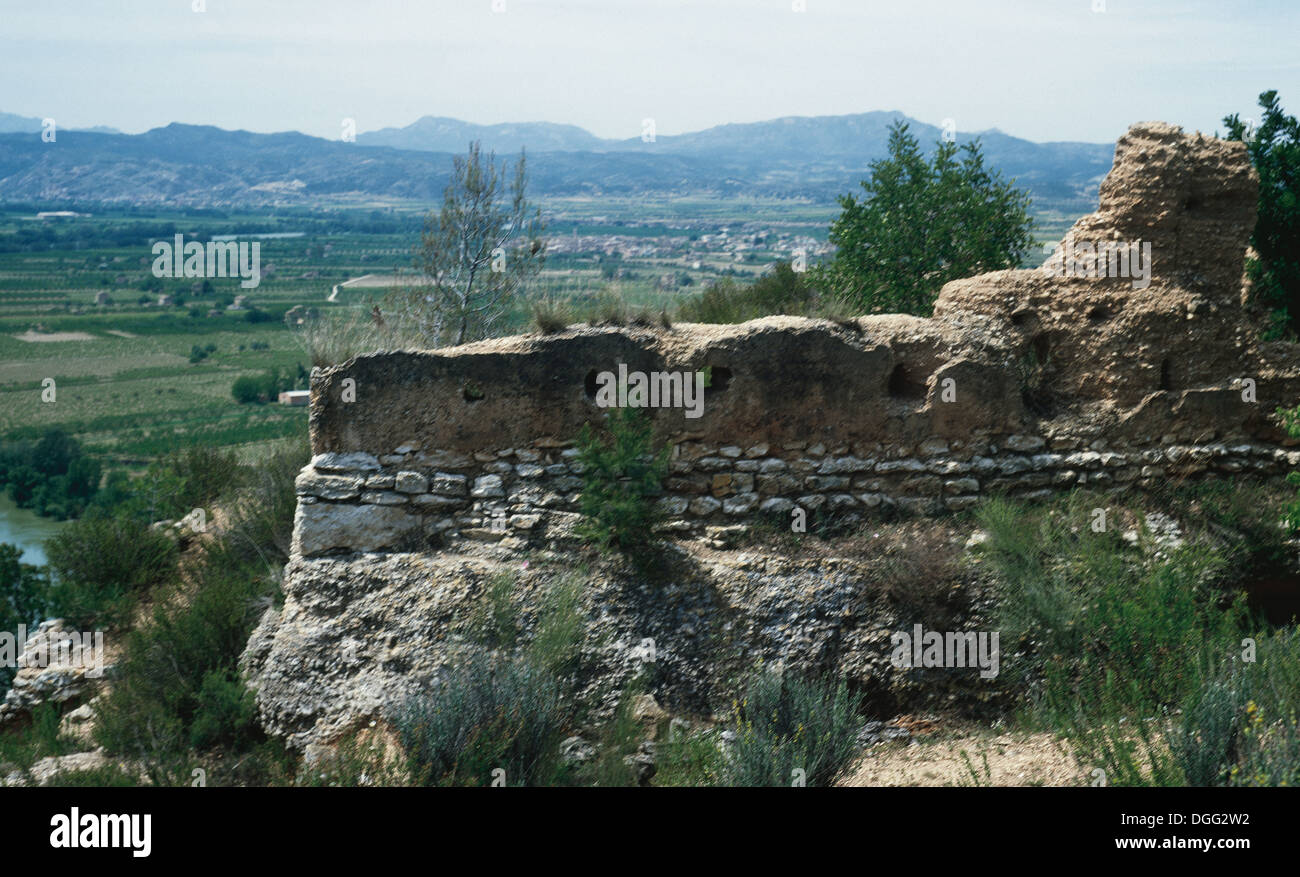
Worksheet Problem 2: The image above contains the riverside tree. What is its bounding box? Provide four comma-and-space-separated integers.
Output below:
1224, 90, 1300, 340
394, 141, 546, 346
813, 120, 1034, 316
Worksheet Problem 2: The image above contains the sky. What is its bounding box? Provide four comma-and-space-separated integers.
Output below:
1, 0, 1296, 144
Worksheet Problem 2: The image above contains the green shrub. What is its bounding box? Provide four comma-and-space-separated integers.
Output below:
469, 572, 521, 650
217, 437, 309, 574
45, 514, 178, 626
576, 689, 649, 787
654, 726, 730, 787
530, 296, 571, 334
188, 669, 261, 751
978, 490, 1300, 787
0, 428, 103, 519
584, 290, 629, 326
1174, 672, 1248, 786
525, 573, 586, 680
727, 669, 864, 787
230, 367, 300, 405
231, 375, 262, 404
118, 444, 240, 524
574, 408, 670, 552
676, 261, 817, 324
1225, 630, 1300, 786
391, 648, 572, 787
1223, 91, 1300, 338
92, 556, 269, 769
0, 702, 76, 771
91, 439, 307, 782
0, 543, 50, 693
976, 492, 1247, 722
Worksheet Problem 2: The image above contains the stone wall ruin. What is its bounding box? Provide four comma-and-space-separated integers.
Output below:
292, 122, 1300, 557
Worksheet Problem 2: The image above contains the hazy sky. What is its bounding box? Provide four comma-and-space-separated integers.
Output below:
2, 0, 1296, 143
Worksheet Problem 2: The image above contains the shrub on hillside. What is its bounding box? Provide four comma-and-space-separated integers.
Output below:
45, 514, 178, 627
676, 261, 817, 323
574, 408, 670, 552
391, 648, 571, 787
141, 445, 240, 523
530, 296, 571, 334
90, 439, 307, 784
726, 669, 864, 787
975, 492, 1247, 720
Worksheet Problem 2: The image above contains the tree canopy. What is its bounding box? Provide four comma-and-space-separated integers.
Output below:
1224, 90, 1300, 340
393, 141, 546, 346
813, 121, 1034, 316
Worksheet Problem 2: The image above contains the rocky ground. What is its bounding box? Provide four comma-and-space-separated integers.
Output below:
843, 723, 1086, 787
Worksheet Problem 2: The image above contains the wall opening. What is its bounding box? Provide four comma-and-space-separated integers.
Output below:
1010, 309, 1039, 330
1159, 358, 1172, 392
1031, 332, 1051, 364
704, 366, 732, 395
1020, 333, 1055, 416
584, 369, 601, 399
887, 362, 927, 400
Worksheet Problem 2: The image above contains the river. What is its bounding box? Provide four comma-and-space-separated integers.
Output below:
0, 493, 66, 567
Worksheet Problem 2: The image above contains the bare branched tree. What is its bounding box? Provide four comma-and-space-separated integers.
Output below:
392, 141, 546, 346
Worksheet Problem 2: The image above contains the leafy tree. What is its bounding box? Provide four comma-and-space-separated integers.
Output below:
1224, 91, 1300, 339
6, 465, 40, 507
813, 121, 1034, 316
393, 141, 546, 346
231, 375, 263, 404
231, 366, 301, 405
65, 455, 101, 501
0, 543, 49, 631
0, 430, 101, 518
33, 428, 76, 476
0, 543, 50, 692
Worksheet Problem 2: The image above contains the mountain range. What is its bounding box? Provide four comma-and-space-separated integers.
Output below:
0, 111, 1114, 210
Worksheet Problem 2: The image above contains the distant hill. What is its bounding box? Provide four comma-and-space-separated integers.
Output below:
0, 111, 121, 135
357, 116, 607, 153
0, 112, 1113, 210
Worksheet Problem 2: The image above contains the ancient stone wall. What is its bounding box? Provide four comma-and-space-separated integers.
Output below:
291, 122, 1300, 557
293, 436, 1300, 556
